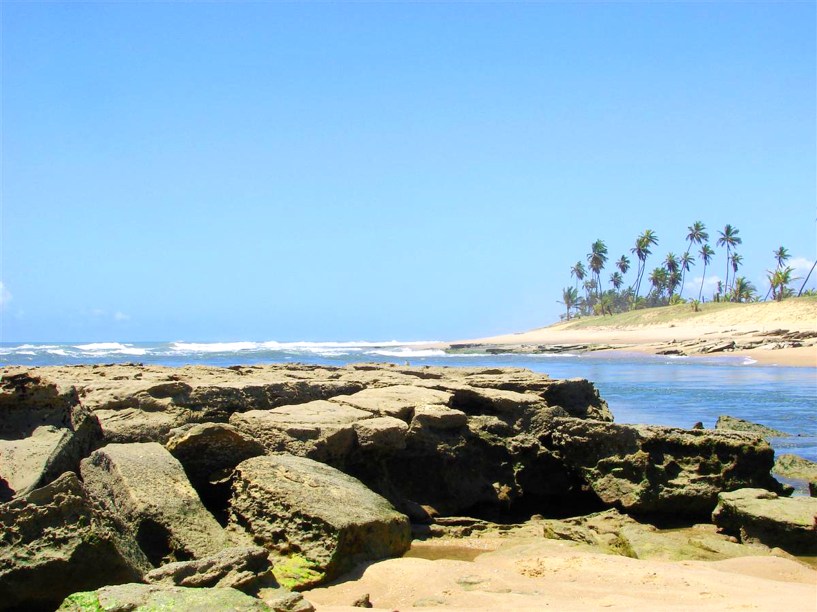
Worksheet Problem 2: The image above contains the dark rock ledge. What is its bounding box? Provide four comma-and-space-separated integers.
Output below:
0, 363, 812, 611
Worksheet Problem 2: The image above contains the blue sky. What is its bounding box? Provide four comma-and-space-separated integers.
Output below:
1, 2, 815, 342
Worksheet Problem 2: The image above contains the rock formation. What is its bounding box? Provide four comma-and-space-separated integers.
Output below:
712, 488, 817, 555
0, 363, 799, 610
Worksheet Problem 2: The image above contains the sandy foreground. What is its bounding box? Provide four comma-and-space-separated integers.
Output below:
307, 536, 817, 611
445, 300, 817, 368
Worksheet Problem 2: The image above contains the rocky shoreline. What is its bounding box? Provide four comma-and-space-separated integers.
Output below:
446, 328, 817, 359
1, 363, 815, 611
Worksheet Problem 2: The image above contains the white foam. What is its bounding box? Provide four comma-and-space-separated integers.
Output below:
47, 349, 69, 356
171, 342, 260, 353
367, 348, 447, 358
75, 342, 131, 351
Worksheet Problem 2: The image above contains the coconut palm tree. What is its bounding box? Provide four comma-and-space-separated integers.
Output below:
678, 251, 695, 299
616, 255, 630, 276
698, 243, 715, 302
685, 221, 709, 253
730, 252, 743, 298
648, 267, 668, 302
731, 276, 756, 303
716, 224, 742, 293
664, 253, 680, 297
587, 239, 609, 297
570, 261, 587, 290
764, 246, 791, 300
559, 286, 579, 320
631, 230, 658, 300
767, 267, 795, 301
774, 246, 790, 269
609, 271, 624, 291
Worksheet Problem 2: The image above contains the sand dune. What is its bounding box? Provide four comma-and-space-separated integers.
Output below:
449, 299, 817, 367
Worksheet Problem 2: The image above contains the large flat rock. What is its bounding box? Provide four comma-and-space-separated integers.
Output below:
229, 401, 371, 464
712, 488, 817, 555
230, 454, 411, 589
80, 442, 235, 565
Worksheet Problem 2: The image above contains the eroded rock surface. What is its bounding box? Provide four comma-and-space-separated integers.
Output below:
712, 488, 817, 555
0, 372, 102, 501
143, 545, 273, 591
548, 418, 783, 517
58, 583, 273, 612
0, 362, 798, 610
80, 442, 235, 565
230, 455, 411, 589
715, 415, 791, 438
0, 472, 150, 611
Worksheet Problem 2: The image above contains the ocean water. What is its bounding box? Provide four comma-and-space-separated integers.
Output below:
2, 340, 815, 463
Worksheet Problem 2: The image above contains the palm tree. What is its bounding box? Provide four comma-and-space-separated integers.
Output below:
631, 229, 658, 300
583, 278, 597, 299
730, 252, 743, 298
767, 267, 795, 301
648, 267, 668, 301
685, 221, 709, 253
731, 276, 756, 303
765, 246, 791, 300
698, 243, 715, 302
587, 239, 608, 297
609, 271, 624, 291
716, 224, 742, 293
617, 254, 630, 275
678, 252, 695, 299
774, 246, 790, 269
559, 286, 579, 320
570, 261, 587, 290
664, 253, 680, 297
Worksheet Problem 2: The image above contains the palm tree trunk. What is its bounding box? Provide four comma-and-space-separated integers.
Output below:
798, 260, 817, 296
698, 262, 707, 302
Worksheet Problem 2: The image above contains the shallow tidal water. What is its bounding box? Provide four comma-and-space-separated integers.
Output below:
2, 340, 815, 462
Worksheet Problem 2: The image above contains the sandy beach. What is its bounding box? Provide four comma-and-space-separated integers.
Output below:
308, 532, 817, 611
447, 299, 817, 368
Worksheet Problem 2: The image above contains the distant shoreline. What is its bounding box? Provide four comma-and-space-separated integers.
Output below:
444, 299, 817, 368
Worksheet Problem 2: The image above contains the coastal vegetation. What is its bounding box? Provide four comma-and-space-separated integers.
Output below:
560, 221, 812, 320
553, 295, 817, 330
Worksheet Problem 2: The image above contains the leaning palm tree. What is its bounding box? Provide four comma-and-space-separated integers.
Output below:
678, 251, 695, 299
685, 221, 709, 254
559, 286, 579, 320
630, 229, 658, 300
798, 260, 816, 296
716, 224, 742, 293
587, 239, 609, 298
698, 243, 715, 302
